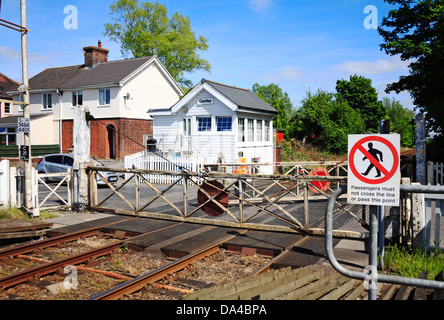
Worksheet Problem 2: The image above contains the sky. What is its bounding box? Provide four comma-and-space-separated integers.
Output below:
0, 0, 414, 110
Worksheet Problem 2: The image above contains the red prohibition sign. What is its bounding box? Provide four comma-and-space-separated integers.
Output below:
349, 136, 399, 185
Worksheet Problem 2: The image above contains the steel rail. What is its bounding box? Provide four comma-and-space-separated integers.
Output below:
90, 229, 249, 300
0, 217, 138, 259
0, 219, 181, 290
0, 241, 123, 290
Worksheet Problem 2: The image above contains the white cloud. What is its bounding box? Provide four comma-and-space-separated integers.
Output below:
263, 66, 304, 82
248, 0, 273, 12
0, 46, 48, 63
0, 46, 18, 60
332, 57, 411, 76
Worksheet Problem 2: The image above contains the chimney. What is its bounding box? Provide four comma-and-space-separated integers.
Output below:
83, 40, 109, 68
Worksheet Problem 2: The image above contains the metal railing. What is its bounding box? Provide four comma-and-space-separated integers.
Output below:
325, 184, 444, 300
88, 166, 367, 238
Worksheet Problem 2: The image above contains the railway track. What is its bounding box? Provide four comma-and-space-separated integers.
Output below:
0, 221, 272, 300
2, 216, 437, 301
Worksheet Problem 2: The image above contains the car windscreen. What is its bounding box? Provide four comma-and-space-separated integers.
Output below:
45, 155, 63, 164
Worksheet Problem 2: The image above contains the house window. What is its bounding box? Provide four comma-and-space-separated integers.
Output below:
217, 117, 232, 132
18, 95, 24, 111
247, 119, 254, 142
0, 127, 16, 146
72, 91, 83, 106
197, 117, 212, 132
183, 119, 191, 136
42, 93, 52, 110
256, 120, 263, 142
99, 89, 111, 106
238, 118, 245, 142
4, 103, 11, 114
265, 120, 270, 141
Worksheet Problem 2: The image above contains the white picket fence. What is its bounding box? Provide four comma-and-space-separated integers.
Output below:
423, 162, 444, 249
124, 152, 217, 184
427, 161, 444, 185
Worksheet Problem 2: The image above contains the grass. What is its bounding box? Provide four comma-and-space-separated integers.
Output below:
0, 206, 59, 220
383, 244, 444, 280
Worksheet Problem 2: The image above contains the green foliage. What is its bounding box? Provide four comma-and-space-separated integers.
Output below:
335, 75, 386, 132
104, 0, 211, 88
383, 244, 444, 280
252, 83, 294, 139
0, 207, 59, 220
0, 207, 30, 220
379, 0, 444, 134
383, 97, 415, 147
291, 90, 365, 154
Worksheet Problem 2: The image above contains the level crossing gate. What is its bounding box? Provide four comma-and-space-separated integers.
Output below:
8, 165, 72, 215
88, 163, 368, 238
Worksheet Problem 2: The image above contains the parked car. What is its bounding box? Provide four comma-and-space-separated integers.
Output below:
36, 153, 118, 185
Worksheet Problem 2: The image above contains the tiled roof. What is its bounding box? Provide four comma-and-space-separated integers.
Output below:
29, 65, 83, 90
26, 57, 154, 91
205, 80, 278, 114
0, 73, 20, 99
60, 57, 153, 89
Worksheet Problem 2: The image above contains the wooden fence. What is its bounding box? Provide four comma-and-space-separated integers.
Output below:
0, 144, 59, 158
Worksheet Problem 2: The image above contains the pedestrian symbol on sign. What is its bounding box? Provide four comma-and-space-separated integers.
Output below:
348, 134, 400, 206
361, 142, 383, 178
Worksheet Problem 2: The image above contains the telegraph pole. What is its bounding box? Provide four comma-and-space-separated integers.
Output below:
0, 1, 32, 212
20, 0, 32, 210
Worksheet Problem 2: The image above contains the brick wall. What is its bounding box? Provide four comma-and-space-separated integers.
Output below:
62, 118, 152, 159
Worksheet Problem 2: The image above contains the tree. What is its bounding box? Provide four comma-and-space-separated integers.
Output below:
104, 0, 211, 88
382, 97, 415, 147
335, 75, 386, 132
251, 83, 294, 138
292, 90, 365, 153
378, 0, 444, 134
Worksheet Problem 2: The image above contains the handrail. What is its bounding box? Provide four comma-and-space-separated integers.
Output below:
325, 184, 444, 299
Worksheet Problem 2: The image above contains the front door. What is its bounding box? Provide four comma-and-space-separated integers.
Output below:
107, 125, 116, 159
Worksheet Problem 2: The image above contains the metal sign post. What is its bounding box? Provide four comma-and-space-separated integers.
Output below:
347, 133, 400, 299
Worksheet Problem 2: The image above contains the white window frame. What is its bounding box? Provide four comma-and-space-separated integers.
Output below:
247, 119, 254, 142
256, 120, 263, 142
265, 120, 270, 142
18, 95, 24, 111
42, 93, 53, 110
197, 117, 212, 132
216, 116, 232, 132
0, 127, 16, 146
238, 118, 245, 142
99, 88, 111, 106
72, 91, 83, 107
183, 118, 191, 136
4, 103, 11, 114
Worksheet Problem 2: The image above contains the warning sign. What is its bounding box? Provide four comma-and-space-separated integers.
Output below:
348, 134, 400, 206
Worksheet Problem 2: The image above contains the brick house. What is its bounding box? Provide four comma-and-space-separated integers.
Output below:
8, 41, 183, 159
0, 72, 19, 119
